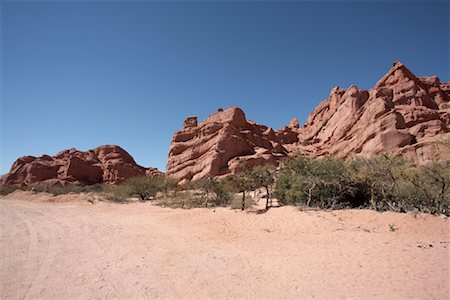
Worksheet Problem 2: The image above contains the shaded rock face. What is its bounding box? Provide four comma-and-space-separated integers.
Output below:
297, 61, 450, 164
166, 107, 289, 181
167, 62, 450, 181
2, 145, 162, 185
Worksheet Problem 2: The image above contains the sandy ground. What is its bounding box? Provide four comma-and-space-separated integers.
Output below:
1, 191, 449, 300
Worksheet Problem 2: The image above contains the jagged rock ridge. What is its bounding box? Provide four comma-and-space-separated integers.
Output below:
167, 61, 450, 181
297, 61, 450, 162
3, 61, 449, 185
165, 107, 299, 182
2, 145, 161, 185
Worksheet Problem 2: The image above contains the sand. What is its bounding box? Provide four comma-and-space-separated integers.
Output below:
1, 191, 449, 299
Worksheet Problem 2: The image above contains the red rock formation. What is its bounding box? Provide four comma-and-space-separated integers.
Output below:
167, 62, 449, 180
2, 145, 162, 185
4, 62, 448, 185
166, 107, 287, 182
297, 61, 450, 163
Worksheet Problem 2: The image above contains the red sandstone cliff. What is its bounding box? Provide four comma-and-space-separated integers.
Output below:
3, 62, 449, 185
1, 145, 161, 185
165, 107, 292, 182
297, 61, 450, 163
166, 62, 450, 181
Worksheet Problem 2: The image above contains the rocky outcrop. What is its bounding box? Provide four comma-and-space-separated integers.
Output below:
167, 62, 450, 180
2, 145, 162, 185
4, 62, 448, 185
297, 61, 450, 163
166, 107, 288, 182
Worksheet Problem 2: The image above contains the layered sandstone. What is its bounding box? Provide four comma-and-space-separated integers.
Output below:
297, 61, 450, 163
2, 145, 161, 185
167, 62, 449, 180
166, 107, 289, 181
4, 62, 448, 185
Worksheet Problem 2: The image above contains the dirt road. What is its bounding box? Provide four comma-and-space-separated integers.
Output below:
1, 194, 449, 299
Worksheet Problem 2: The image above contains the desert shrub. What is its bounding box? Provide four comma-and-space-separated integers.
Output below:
346, 154, 407, 211
275, 156, 356, 208
160, 175, 179, 196
229, 193, 255, 210
101, 184, 129, 203
29, 183, 80, 195
250, 165, 276, 209
0, 183, 105, 196
25, 183, 106, 195
225, 172, 255, 210
124, 176, 164, 201
82, 183, 105, 193
0, 185, 17, 195
274, 153, 450, 215
157, 191, 204, 209
103, 192, 128, 203
195, 176, 232, 207
398, 161, 450, 215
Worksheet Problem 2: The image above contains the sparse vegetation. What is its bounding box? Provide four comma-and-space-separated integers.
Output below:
226, 172, 254, 211
160, 175, 179, 197
195, 175, 232, 207
275, 154, 450, 216
124, 176, 164, 201
389, 224, 398, 232
156, 192, 204, 209
275, 156, 359, 209
102, 184, 129, 203
251, 165, 276, 210
0, 184, 16, 195
2, 152, 449, 215
0, 183, 106, 196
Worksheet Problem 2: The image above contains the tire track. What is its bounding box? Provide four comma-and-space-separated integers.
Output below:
3, 200, 179, 299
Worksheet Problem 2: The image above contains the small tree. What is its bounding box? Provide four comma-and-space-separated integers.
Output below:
347, 154, 405, 211
275, 155, 350, 208
251, 165, 276, 209
401, 161, 450, 214
161, 175, 179, 197
125, 176, 163, 201
195, 175, 216, 207
196, 175, 232, 207
226, 173, 254, 210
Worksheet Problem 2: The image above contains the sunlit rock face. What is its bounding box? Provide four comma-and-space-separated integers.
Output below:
296, 61, 450, 164
167, 62, 450, 181
2, 145, 162, 185
166, 107, 291, 182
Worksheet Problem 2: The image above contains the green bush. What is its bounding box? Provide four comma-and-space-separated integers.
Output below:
157, 191, 204, 209
160, 175, 179, 196
346, 154, 407, 211
274, 154, 450, 215
124, 176, 164, 201
275, 156, 356, 208
398, 161, 450, 214
195, 176, 232, 207
250, 165, 276, 209
225, 172, 255, 210
0, 185, 17, 195
101, 184, 129, 203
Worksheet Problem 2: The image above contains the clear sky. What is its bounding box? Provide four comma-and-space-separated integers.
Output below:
1, 0, 449, 174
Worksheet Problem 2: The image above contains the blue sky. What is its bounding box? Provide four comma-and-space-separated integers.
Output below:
1, 0, 449, 174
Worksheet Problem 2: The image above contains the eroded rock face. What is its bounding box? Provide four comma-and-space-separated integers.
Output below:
2, 145, 162, 185
297, 61, 450, 163
166, 107, 287, 181
167, 62, 450, 180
